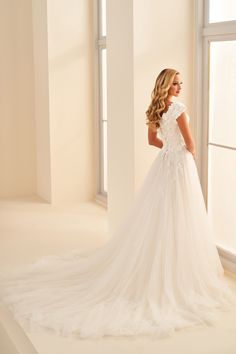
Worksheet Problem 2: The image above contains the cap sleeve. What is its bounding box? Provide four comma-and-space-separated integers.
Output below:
173, 102, 187, 120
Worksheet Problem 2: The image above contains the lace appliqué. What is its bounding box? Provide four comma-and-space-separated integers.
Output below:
158, 101, 188, 184
161, 147, 186, 184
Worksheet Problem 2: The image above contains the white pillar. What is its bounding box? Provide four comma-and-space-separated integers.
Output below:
107, 0, 135, 232
32, 0, 94, 203
107, 0, 194, 232
47, 0, 94, 203
32, 0, 52, 202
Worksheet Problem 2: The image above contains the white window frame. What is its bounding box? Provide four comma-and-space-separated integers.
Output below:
93, 0, 107, 207
195, 0, 236, 272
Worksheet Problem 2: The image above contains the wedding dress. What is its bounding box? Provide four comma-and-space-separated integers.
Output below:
0, 101, 234, 339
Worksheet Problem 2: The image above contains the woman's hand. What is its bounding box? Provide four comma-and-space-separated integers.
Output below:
148, 126, 163, 149
186, 146, 195, 160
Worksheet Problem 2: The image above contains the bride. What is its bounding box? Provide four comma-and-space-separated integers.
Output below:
0, 68, 233, 339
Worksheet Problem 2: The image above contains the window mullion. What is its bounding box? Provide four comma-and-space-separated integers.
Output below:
203, 22, 236, 36
98, 37, 106, 46
96, 0, 107, 198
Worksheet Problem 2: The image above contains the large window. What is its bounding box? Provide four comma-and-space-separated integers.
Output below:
95, 0, 107, 204
209, 0, 236, 23
199, 1, 236, 266
208, 39, 236, 254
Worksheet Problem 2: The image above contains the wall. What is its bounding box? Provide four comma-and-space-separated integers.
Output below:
106, 0, 194, 230
0, 0, 95, 203
0, 0, 193, 216
47, 0, 95, 203
133, 0, 194, 190
0, 0, 36, 197
107, 0, 135, 231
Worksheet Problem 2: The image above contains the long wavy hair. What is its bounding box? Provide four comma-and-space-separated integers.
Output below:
146, 68, 179, 131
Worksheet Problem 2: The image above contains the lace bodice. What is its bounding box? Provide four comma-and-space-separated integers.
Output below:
159, 101, 188, 152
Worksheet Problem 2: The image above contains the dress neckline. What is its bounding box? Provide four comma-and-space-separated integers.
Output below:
161, 101, 175, 117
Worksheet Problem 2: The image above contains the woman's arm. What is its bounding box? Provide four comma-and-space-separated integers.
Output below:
148, 126, 163, 148
176, 112, 195, 159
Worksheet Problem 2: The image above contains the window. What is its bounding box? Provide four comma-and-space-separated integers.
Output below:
197, 1, 236, 266
208, 40, 236, 254
95, 0, 107, 205
209, 0, 236, 23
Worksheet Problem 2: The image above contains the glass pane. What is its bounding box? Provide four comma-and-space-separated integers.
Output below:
103, 120, 107, 193
208, 145, 236, 253
209, 0, 236, 23
102, 48, 107, 121
209, 41, 236, 148
99, 0, 106, 36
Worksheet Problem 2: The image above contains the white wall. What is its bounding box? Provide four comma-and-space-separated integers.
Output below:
107, 0, 135, 231
47, 0, 95, 203
0, 0, 194, 220
107, 0, 194, 230
0, 0, 36, 197
133, 0, 194, 190
0, 0, 95, 203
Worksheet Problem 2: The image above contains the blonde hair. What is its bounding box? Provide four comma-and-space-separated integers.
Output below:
146, 68, 179, 131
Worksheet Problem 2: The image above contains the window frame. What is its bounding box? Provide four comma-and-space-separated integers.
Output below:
195, 0, 236, 272
93, 0, 107, 207
194, 0, 236, 206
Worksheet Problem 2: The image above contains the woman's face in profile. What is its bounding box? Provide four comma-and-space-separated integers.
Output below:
168, 74, 183, 97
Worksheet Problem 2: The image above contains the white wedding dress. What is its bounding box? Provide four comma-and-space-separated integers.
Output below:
0, 101, 234, 339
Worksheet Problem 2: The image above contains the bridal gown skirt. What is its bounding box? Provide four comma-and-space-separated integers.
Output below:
0, 145, 234, 339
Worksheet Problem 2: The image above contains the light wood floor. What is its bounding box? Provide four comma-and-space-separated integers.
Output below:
0, 197, 236, 354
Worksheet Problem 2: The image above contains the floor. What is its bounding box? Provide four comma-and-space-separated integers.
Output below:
0, 196, 236, 354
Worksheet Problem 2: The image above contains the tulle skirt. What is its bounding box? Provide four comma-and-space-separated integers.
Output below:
0, 145, 234, 339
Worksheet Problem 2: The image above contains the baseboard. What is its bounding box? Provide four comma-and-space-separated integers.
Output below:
0, 302, 38, 354
217, 245, 236, 274
94, 193, 107, 208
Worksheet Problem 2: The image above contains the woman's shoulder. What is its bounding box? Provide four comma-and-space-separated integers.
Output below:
172, 101, 187, 119
173, 101, 187, 109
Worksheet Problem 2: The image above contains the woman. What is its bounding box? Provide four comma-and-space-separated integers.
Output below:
146, 68, 195, 160
0, 68, 233, 339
